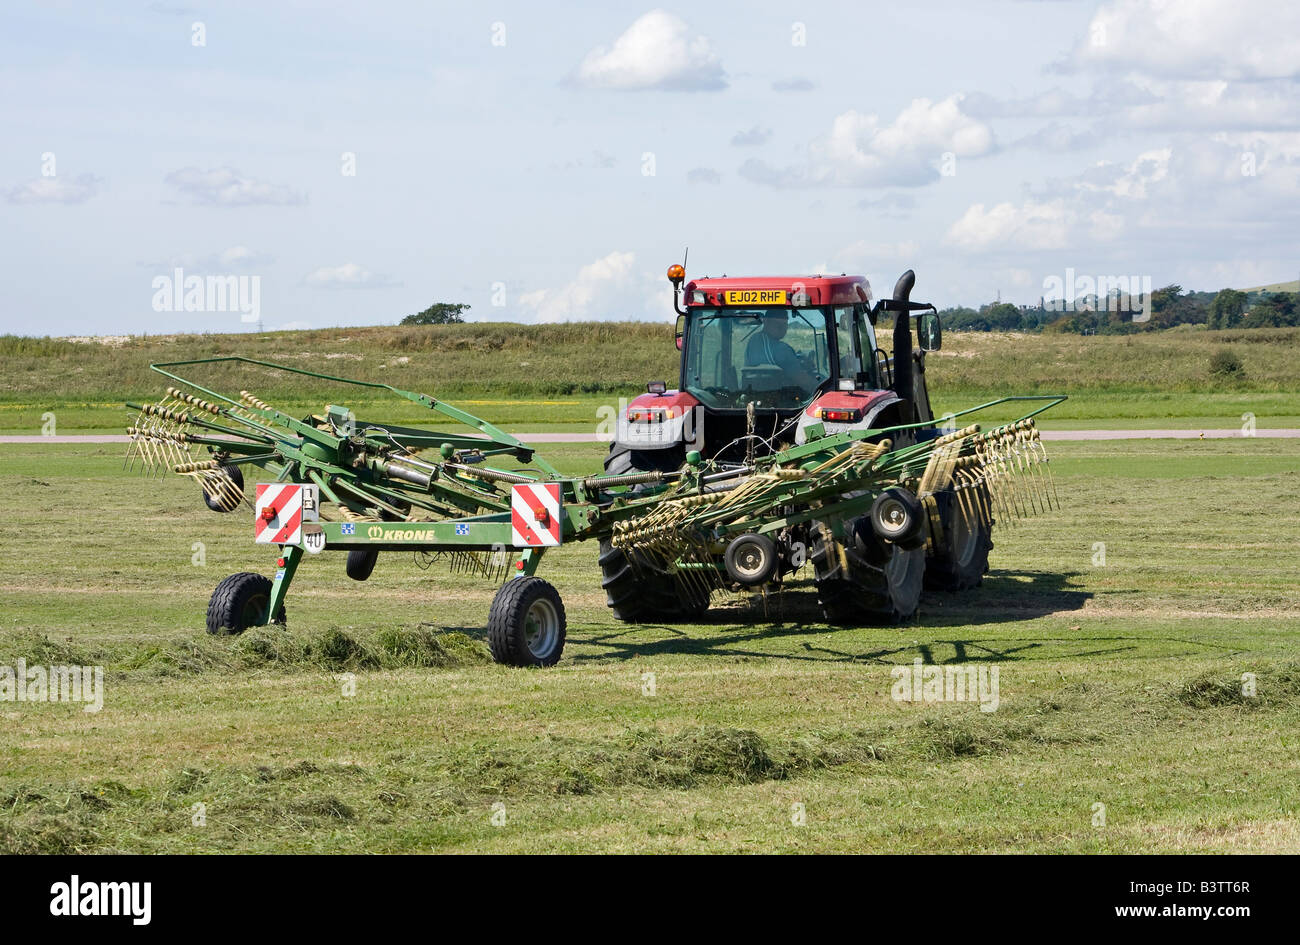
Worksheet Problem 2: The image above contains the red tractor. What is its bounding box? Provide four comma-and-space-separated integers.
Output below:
601, 265, 989, 625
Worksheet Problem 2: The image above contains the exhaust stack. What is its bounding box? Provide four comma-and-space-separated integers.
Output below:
891, 269, 916, 422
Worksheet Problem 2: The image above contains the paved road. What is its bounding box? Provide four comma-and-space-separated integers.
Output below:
3, 429, 1298, 444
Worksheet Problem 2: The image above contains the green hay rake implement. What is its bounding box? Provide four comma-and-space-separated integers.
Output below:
126, 357, 1064, 666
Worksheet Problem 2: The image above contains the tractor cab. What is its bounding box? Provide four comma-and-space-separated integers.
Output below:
678, 275, 881, 411
608, 264, 941, 468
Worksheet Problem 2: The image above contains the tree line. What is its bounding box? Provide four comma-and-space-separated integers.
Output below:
940, 286, 1299, 334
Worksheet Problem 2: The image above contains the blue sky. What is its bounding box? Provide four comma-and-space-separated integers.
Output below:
3, 0, 1298, 335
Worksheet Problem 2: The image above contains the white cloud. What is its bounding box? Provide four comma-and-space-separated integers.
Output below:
1069, 149, 1172, 200
945, 133, 1300, 255
1013, 123, 1098, 152
972, 5, 1300, 142
945, 200, 1075, 251
1114, 77, 1300, 131
740, 96, 994, 188
982, 75, 1300, 141
141, 245, 274, 271
304, 263, 400, 289
1077, 0, 1300, 80
963, 88, 1099, 120
687, 167, 722, 184
165, 167, 306, 206
7, 173, 102, 204
572, 10, 725, 91
731, 126, 772, 147
517, 251, 650, 322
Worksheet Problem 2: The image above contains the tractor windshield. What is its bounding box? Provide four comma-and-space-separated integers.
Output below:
683, 307, 833, 409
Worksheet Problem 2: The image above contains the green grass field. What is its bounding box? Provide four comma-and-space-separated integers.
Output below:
2, 438, 1298, 853
2, 323, 1298, 433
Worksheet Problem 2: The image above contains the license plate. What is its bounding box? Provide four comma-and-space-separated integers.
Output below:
724, 289, 788, 305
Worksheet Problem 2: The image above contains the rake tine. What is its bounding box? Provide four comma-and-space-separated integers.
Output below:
1012, 440, 1040, 516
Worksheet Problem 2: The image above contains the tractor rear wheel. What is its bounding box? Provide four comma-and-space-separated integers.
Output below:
923, 485, 993, 592
206, 572, 285, 635
487, 576, 567, 667
598, 444, 709, 623
599, 539, 710, 623
809, 519, 924, 625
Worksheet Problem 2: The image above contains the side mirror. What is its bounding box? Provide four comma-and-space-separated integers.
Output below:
675, 314, 686, 350
917, 312, 942, 351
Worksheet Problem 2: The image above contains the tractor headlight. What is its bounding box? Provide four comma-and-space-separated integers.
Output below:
818, 407, 861, 423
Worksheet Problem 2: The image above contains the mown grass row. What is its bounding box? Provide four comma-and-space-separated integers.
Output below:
4, 660, 1296, 853
0, 624, 492, 678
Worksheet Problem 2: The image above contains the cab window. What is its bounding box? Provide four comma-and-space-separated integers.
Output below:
684, 308, 831, 408
855, 305, 880, 386
833, 306, 860, 378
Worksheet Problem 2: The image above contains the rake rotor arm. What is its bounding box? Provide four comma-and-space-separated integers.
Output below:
148, 356, 560, 476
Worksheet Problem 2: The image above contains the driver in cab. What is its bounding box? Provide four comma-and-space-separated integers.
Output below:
744, 311, 816, 393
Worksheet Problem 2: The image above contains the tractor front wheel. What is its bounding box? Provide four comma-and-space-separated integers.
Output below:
810, 520, 924, 625
487, 576, 567, 667
206, 572, 285, 635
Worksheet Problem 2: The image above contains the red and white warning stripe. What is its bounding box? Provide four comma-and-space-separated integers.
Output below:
511, 483, 562, 547
254, 483, 305, 545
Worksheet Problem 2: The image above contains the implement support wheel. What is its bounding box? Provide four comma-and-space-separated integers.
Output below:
206, 572, 285, 635
346, 549, 379, 581
202, 463, 244, 513
487, 576, 567, 667
724, 533, 779, 586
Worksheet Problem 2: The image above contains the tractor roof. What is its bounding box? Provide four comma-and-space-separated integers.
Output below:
685, 274, 872, 307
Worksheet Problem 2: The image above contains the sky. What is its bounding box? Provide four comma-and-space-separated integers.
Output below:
2, 0, 1299, 335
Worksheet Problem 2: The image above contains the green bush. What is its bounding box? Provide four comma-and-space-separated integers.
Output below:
1208, 348, 1244, 378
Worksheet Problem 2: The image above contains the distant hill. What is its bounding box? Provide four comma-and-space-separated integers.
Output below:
1239, 279, 1300, 294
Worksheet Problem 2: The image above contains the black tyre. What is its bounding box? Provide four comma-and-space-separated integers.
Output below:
809, 519, 924, 625
346, 549, 379, 581
487, 576, 567, 667
598, 444, 709, 623
923, 485, 993, 591
604, 443, 683, 480
599, 539, 710, 623
724, 533, 778, 587
206, 572, 285, 635
202, 463, 244, 513
870, 487, 926, 550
